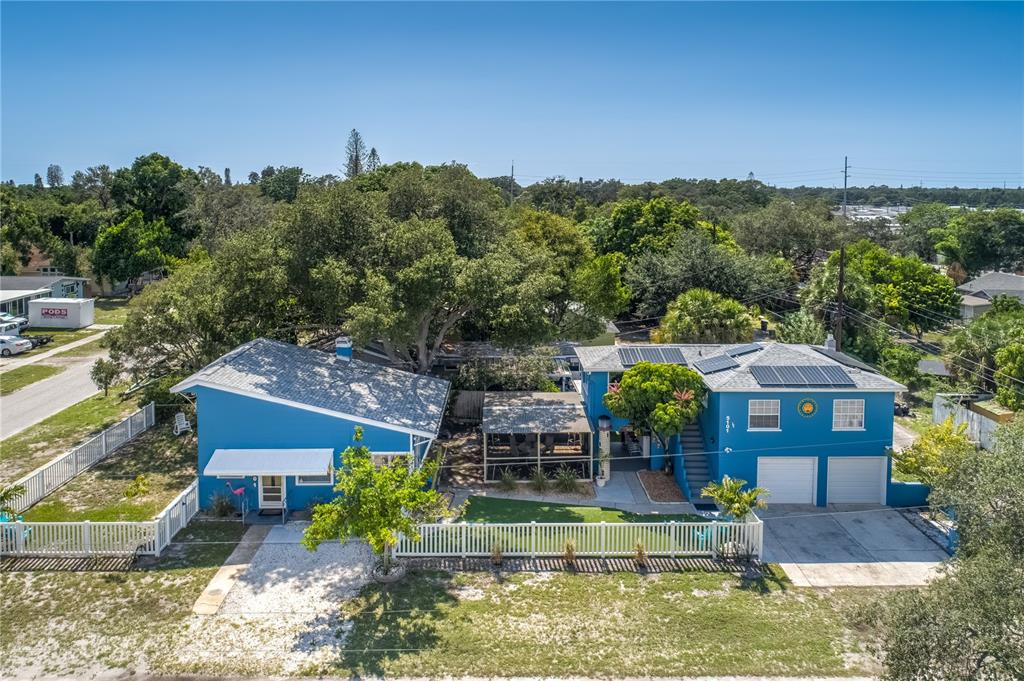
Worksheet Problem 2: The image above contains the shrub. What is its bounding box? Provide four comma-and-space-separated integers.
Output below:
498, 467, 518, 492
529, 467, 550, 493
208, 493, 236, 518
122, 474, 150, 498
554, 465, 579, 494
634, 540, 648, 567
563, 538, 577, 565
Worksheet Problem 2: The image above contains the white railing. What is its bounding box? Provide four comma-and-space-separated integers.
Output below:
395, 517, 763, 560
5, 402, 156, 513
0, 478, 199, 558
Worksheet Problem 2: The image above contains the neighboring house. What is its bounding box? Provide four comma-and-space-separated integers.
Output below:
575, 341, 914, 507
957, 271, 1024, 320
0, 274, 88, 310
171, 336, 450, 516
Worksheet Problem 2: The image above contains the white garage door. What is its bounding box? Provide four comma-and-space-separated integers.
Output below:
827, 457, 886, 504
757, 457, 816, 505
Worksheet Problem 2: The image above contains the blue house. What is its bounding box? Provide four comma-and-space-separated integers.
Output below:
171, 337, 450, 516
575, 342, 924, 507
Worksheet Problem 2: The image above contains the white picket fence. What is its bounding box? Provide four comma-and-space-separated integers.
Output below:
395, 517, 764, 560
6, 403, 156, 514
0, 479, 199, 558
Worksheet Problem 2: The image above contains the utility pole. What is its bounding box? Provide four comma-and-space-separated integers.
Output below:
835, 245, 846, 352
842, 155, 848, 217
509, 161, 515, 206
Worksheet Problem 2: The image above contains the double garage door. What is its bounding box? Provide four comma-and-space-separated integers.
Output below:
756, 456, 886, 505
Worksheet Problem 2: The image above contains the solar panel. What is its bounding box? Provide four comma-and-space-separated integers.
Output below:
797, 365, 831, 385
749, 366, 782, 386
693, 354, 740, 375
726, 343, 763, 358
775, 366, 807, 386
751, 364, 856, 387
819, 365, 855, 386
618, 346, 687, 367
617, 347, 641, 367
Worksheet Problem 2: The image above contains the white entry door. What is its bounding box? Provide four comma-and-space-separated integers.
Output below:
258, 475, 285, 509
827, 457, 886, 504
757, 457, 816, 505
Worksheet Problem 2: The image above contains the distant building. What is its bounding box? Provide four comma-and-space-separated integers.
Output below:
957, 272, 1024, 319
0, 275, 88, 316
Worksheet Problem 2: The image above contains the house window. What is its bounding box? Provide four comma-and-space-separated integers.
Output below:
833, 399, 865, 430
748, 400, 780, 430
296, 473, 333, 486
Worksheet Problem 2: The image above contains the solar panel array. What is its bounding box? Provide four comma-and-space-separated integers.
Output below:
617, 346, 687, 367
693, 354, 740, 375
725, 343, 763, 358
749, 365, 855, 387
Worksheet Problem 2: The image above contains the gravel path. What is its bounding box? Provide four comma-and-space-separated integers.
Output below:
170, 522, 376, 675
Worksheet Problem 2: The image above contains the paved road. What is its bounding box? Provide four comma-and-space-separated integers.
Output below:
0, 351, 108, 439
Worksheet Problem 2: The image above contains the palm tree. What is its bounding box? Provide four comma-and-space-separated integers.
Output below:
701, 476, 767, 520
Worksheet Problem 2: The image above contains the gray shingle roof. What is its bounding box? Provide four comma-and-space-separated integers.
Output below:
958, 272, 1024, 296
482, 392, 592, 434
575, 342, 905, 392
172, 338, 450, 436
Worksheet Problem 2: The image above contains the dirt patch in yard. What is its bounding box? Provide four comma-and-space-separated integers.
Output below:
637, 469, 686, 502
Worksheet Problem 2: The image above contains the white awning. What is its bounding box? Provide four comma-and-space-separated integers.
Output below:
204, 448, 334, 477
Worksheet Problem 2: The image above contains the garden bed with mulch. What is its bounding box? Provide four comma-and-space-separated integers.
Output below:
637, 469, 686, 502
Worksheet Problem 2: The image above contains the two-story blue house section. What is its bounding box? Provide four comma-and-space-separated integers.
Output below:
576, 342, 911, 507
171, 336, 450, 516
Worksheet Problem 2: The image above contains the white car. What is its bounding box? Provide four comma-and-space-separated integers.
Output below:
0, 312, 29, 329
0, 335, 33, 357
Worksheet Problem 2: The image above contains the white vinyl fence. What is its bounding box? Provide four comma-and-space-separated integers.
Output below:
6, 403, 156, 513
0, 479, 199, 558
396, 518, 764, 560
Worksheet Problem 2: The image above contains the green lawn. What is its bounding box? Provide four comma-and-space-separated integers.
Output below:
0, 364, 64, 395
0, 520, 245, 678
53, 335, 106, 358
0, 390, 141, 485
463, 496, 704, 523
320, 568, 880, 678
93, 297, 132, 325
22, 425, 196, 521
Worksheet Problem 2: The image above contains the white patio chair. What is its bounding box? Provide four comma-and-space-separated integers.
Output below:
173, 412, 192, 436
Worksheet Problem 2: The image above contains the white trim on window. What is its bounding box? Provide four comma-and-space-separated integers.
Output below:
832, 399, 865, 431
296, 472, 333, 486
748, 399, 781, 431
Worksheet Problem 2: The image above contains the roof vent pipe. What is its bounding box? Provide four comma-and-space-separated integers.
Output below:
335, 336, 353, 361
825, 333, 837, 351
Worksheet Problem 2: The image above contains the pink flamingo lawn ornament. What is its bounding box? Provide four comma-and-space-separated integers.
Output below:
224, 481, 247, 515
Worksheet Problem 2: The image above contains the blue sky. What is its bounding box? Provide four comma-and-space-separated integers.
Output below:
2, 2, 1022, 187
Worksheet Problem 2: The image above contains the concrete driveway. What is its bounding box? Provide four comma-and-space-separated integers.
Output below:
760, 506, 949, 587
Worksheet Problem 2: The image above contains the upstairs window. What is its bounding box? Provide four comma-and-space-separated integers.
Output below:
833, 399, 865, 430
748, 399, 780, 430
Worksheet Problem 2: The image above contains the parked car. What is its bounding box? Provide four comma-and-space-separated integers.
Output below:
21, 334, 53, 349
0, 335, 33, 357
0, 312, 29, 329
0, 321, 24, 336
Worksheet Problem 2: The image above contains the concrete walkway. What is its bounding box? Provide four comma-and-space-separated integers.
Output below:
193, 524, 271, 614
0, 349, 110, 439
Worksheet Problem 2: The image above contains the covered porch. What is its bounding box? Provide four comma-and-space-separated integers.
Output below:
481, 392, 594, 482
204, 448, 335, 522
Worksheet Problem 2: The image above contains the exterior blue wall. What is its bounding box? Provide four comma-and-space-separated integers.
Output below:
193, 387, 412, 511
709, 391, 896, 506
887, 480, 930, 507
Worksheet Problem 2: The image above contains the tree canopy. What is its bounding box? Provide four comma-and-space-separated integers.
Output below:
653, 288, 755, 344
603, 362, 705, 453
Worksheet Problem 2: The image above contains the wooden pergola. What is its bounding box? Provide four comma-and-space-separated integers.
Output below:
481, 392, 594, 482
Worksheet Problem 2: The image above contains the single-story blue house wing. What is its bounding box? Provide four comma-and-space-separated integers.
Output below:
171, 336, 450, 515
